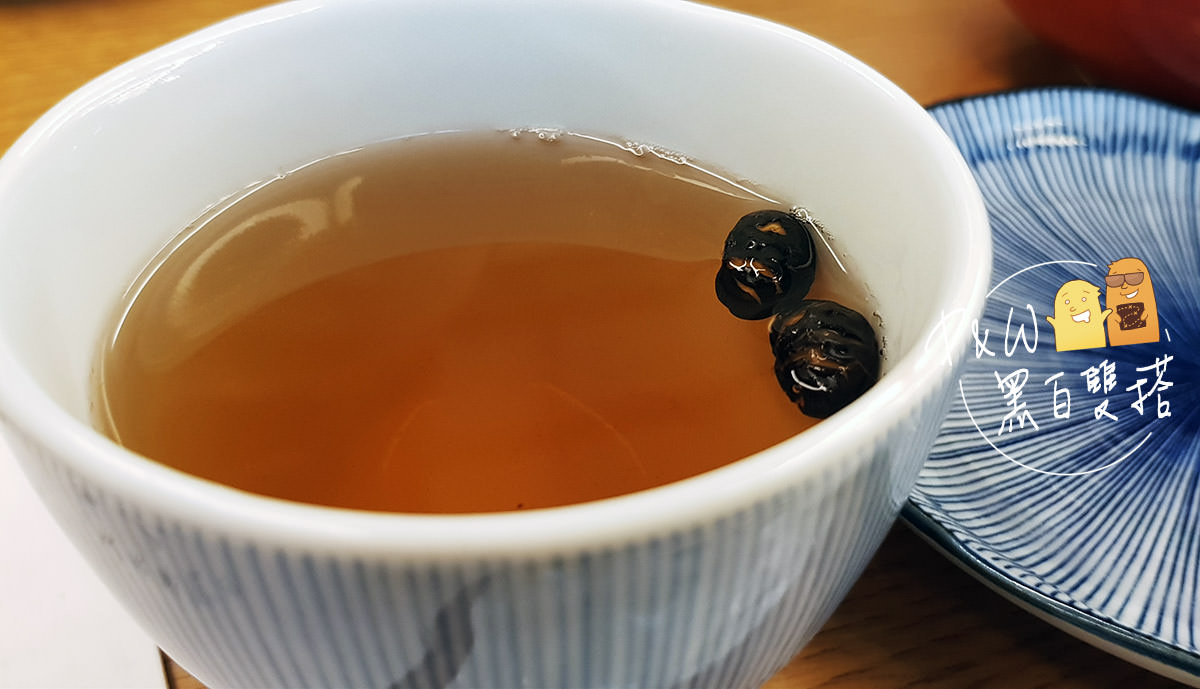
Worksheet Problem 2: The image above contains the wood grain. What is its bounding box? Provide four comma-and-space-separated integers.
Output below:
2, 0, 1182, 687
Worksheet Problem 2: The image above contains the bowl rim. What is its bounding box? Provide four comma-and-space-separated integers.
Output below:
0, 0, 992, 559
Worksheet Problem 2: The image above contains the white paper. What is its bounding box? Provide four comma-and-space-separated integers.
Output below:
0, 437, 165, 689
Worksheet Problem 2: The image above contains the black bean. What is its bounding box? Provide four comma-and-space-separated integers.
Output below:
769, 299, 879, 418
715, 210, 817, 320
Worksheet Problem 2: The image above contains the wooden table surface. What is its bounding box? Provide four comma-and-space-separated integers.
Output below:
0, 1, 1187, 687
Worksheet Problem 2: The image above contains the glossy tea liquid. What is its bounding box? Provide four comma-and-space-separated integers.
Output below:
95, 131, 861, 513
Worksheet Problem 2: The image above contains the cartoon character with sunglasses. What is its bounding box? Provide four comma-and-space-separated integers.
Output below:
1104, 257, 1159, 346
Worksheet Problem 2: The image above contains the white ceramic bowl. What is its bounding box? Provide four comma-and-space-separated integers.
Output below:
0, 1, 990, 687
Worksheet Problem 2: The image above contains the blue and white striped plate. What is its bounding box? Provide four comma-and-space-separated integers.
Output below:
902, 88, 1200, 684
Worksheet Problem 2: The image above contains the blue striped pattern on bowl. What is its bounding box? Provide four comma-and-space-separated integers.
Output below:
904, 88, 1200, 680
10, 368, 950, 689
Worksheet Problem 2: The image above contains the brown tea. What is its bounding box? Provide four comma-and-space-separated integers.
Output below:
94, 130, 866, 513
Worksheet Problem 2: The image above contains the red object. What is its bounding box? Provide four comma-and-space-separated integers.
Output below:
1005, 0, 1200, 110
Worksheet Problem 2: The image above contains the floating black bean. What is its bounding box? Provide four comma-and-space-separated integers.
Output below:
715, 210, 817, 320
769, 299, 880, 418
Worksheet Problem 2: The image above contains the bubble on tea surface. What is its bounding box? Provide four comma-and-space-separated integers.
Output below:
507, 127, 563, 142
618, 140, 689, 165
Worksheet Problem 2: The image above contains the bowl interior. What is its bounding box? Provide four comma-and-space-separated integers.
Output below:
0, 0, 986, 489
